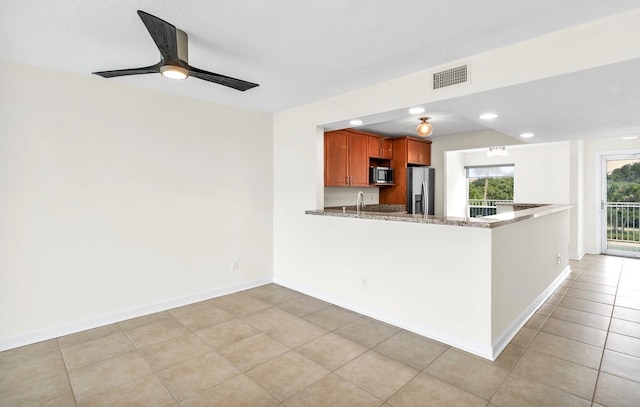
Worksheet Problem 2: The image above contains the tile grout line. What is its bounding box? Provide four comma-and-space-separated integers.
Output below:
116, 320, 184, 406
589, 260, 624, 407
135, 296, 301, 405
56, 338, 79, 407
181, 287, 373, 405
9, 268, 636, 405
544, 271, 618, 333
135, 292, 304, 405
59, 324, 149, 405
488, 265, 581, 405
172, 299, 281, 405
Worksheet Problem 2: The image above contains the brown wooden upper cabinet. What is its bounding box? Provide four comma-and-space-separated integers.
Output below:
379, 136, 432, 205
367, 136, 393, 159
324, 130, 369, 187
407, 138, 431, 165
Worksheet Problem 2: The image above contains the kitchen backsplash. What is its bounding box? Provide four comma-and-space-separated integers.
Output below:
324, 187, 379, 207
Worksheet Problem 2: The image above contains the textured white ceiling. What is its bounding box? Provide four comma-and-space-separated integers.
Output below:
353, 58, 640, 142
1, 0, 639, 115
0, 0, 638, 112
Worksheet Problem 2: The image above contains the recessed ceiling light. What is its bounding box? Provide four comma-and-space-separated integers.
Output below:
479, 113, 498, 120
349, 119, 363, 126
621, 135, 638, 140
520, 132, 535, 139
409, 107, 425, 115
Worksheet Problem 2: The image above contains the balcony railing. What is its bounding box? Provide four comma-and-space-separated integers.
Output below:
607, 202, 640, 243
467, 199, 514, 218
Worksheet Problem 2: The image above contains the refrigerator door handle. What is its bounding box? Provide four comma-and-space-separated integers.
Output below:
422, 181, 428, 215
425, 172, 430, 215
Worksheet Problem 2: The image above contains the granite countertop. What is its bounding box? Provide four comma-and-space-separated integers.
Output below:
495, 203, 542, 208
305, 204, 572, 228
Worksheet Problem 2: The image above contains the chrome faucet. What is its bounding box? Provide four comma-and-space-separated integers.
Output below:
356, 191, 366, 214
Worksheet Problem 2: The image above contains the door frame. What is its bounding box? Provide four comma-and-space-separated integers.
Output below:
597, 149, 640, 256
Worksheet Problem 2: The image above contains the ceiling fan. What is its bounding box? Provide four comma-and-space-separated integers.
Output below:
93, 10, 259, 92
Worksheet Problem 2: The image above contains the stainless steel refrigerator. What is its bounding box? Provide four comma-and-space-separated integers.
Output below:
406, 167, 435, 215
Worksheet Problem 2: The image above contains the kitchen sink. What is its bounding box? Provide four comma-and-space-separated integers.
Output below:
325, 204, 406, 214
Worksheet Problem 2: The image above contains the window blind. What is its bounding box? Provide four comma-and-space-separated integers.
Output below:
465, 164, 514, 178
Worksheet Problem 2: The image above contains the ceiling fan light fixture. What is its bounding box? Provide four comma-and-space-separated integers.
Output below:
416, 117, 433, 137
160, 65, 189, 80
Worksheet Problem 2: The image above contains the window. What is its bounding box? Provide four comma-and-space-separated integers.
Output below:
466, 164, 514, 217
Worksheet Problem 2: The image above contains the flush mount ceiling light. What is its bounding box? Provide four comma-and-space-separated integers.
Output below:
479, 113, 498, 120
487, 146, 508, 157
160, 65, 189, 80
349, 119, 363, 126
409, 107, 425, 115
416, 117, 433, 137
621, 135, 639, 140
520, 132, 535, 139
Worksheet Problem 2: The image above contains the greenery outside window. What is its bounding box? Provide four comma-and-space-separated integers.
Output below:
466, 164, 514, 217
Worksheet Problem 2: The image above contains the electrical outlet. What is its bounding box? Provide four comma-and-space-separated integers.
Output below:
233, 260, 240, 271
361, 276, 368, 290
556, 255, 562, 265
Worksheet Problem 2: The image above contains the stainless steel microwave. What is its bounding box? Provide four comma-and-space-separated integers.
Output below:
370, 166, 394, 184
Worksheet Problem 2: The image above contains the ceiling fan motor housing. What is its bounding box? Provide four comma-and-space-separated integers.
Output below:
159, 28, 190, 78
175, 28, 188, 63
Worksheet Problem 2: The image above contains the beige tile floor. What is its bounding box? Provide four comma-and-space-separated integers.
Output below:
2, 254, 640, 406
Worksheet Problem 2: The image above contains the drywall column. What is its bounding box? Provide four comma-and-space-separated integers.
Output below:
569, 140, 585, 259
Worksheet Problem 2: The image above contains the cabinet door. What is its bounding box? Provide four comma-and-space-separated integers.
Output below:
382, 139, 393, 159
324, 131, 349, 186
420, 142, 431, 165
349, 132, 369, 186
407, 139, 421, 164
407, 139, 431, 165
367, 135, 382, 158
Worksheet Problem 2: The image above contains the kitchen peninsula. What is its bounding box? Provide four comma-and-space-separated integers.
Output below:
297, 203, 571, 360
307, 203, 569, 228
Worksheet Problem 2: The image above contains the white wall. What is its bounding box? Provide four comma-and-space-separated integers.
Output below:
0, 60, 273, 348
433, 131, 523, 216
446, 142, 571, 218
324, 187, 379, 207
491, 209, 570, 342
447, 141, 587, 257
275, 215, 494, 350
274, 10, 640, 354
444, 150, 467, 217
569, 140, 585, 259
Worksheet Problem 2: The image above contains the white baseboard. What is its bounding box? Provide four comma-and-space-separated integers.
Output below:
274, 276, 494, 360
490, 265, 571, 359
569, 252, 586, 260
0, 277, 273, 352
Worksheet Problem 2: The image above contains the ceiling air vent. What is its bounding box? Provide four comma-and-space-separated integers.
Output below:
433, 65, 468, 89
